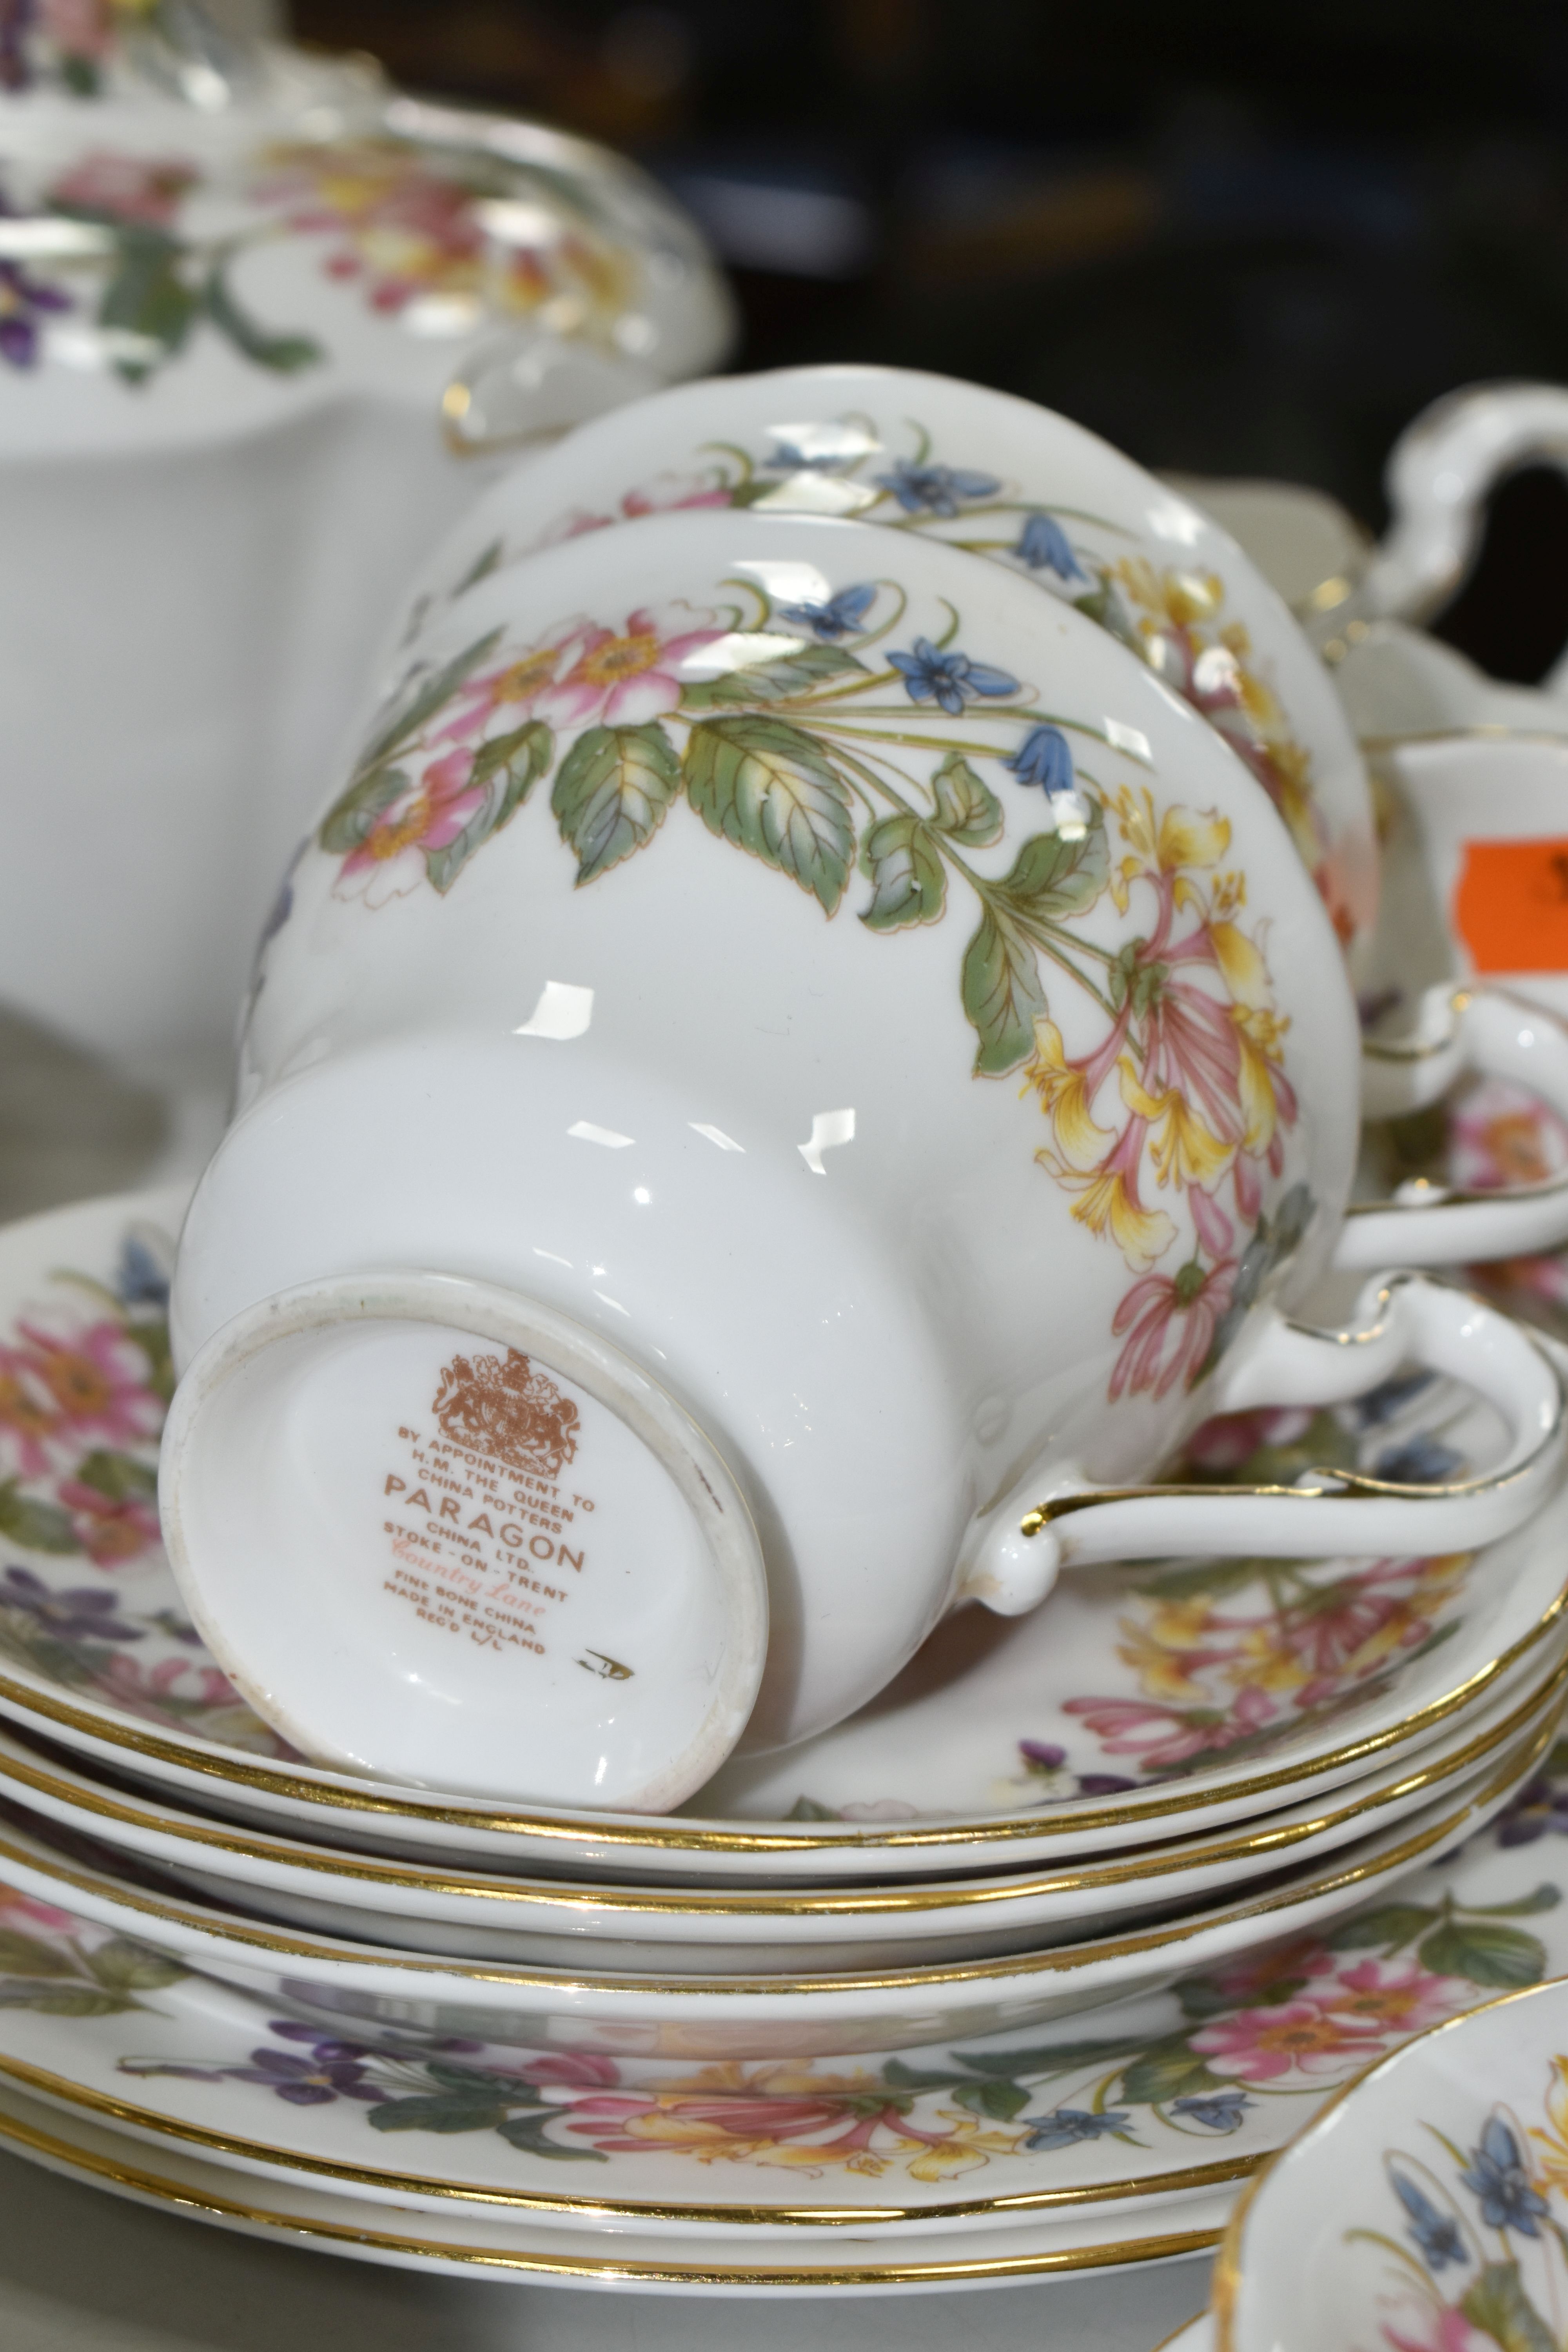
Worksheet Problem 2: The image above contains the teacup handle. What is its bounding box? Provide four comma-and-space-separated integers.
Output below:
1363, 380, 1568, 628
1343, 984, 1568, 1269
964, 1272, 1564, 1613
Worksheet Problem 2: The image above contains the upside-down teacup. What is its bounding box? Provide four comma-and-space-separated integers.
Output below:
159, 510, 1565, 1812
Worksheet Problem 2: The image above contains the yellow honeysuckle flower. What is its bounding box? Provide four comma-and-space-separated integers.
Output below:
1117, 1621, 1210, 1704
1531, 2056, 1568, 2192
1229, 1627, 1310, 1695
905, 2115, 1023, 2180
1209, 920, 1271, 1011
1109, 784, 1158, 864
1117, 1063, 1234, 1190
1162, 569, 1225, 627
1110, 853, 1143, 915
1024, 1020, 1113, 1169
1041, 1151, 1177, 1271
1157, 805, 1230, 875
1234, 1011, 1290, 1154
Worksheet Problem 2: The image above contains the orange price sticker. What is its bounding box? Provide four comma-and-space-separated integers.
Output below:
1453, 836, 1568, 973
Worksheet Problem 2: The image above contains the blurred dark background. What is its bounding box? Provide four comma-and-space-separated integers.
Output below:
292, 0, 1568, 679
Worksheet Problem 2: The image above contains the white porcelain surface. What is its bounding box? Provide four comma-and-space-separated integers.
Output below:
168, 503, 1568, 1793
1217, 1972, 1568, 2352
4, 1189, 1568, 1881
0, 1745, 1536, 2058
0, 57, 732, 1061
385, 365, 1377, 962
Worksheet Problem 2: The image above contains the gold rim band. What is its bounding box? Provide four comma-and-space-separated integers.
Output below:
0, 2084, 1223, 2286
0, 2049, 1255, 2228
0, 1646, 1559, 1921
0, 1708, 1550, 1997
0, 1563, 1559, 1861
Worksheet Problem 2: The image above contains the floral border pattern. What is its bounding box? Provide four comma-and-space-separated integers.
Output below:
1345, 2024, 1568, 2351
0, 1230, 288, 1753
312, 575, 1303, 1403
0, 1886, 186, 2016
459, 417, 1351, 940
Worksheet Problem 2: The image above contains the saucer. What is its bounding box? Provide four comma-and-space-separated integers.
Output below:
0, 1733, 1562, 2255
0, 2070, 1227, 2294
0, 1653, 1558, 1973
0, 1190, 1562, 1884
0, 1723, 1543, 2058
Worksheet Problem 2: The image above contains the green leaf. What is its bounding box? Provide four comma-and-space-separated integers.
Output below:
681, 641, 866, 710
1119, 2044, 1220, 2107
0, 1931, 73, 1978
417, 2061, 545, 2100
1418, 1920, 1546, 1988
454, 539, 505, 596
930, 752, 1002, 846
0, 1983, 136, 2016
496, 2112, 608, 2160
318, 764, 415, 859
1460, 2262, 1559, 2352
367, 2095, 513, 2136
0, 1481, 80, 1556
994, 818, 1109, 925
72, 1451, 158, 1506
426, 722, 553, 894
92, 227, 196, 379
786, 1797, 840, 1821
203, 263, 321, 374
1473, 1887, 1563, 1918
1326, 1905, 1437, 1952
552, 722, 681, 885
960, 907, 1045, 1075
80, 1939, 188, 1993
683, 715, 855, 914
882, 2060, 971, 2091
955, 2078, 1031, 2122
351, 631, 505, 780
859, 815, 946, 932
1175, 1974, 1310, 2021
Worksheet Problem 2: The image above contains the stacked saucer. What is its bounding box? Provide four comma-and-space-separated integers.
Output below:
0, 1183, 1559, 2290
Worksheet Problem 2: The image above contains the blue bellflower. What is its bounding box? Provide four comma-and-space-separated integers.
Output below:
1021, 2107, 1131, 2151
1003, 723, 1076, 796
1169, 2091, 1253, 2133
888, 639, 1018, 715
1392, 2172, 1469, 2273
1459, 2118, 1549, 2237
1015, 511, 1085, 580
764, 440, 850, 473
776, 583, 876, 640
875, 458, 1001, 516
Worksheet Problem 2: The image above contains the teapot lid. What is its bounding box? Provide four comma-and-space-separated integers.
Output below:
0, 16, 731, 452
